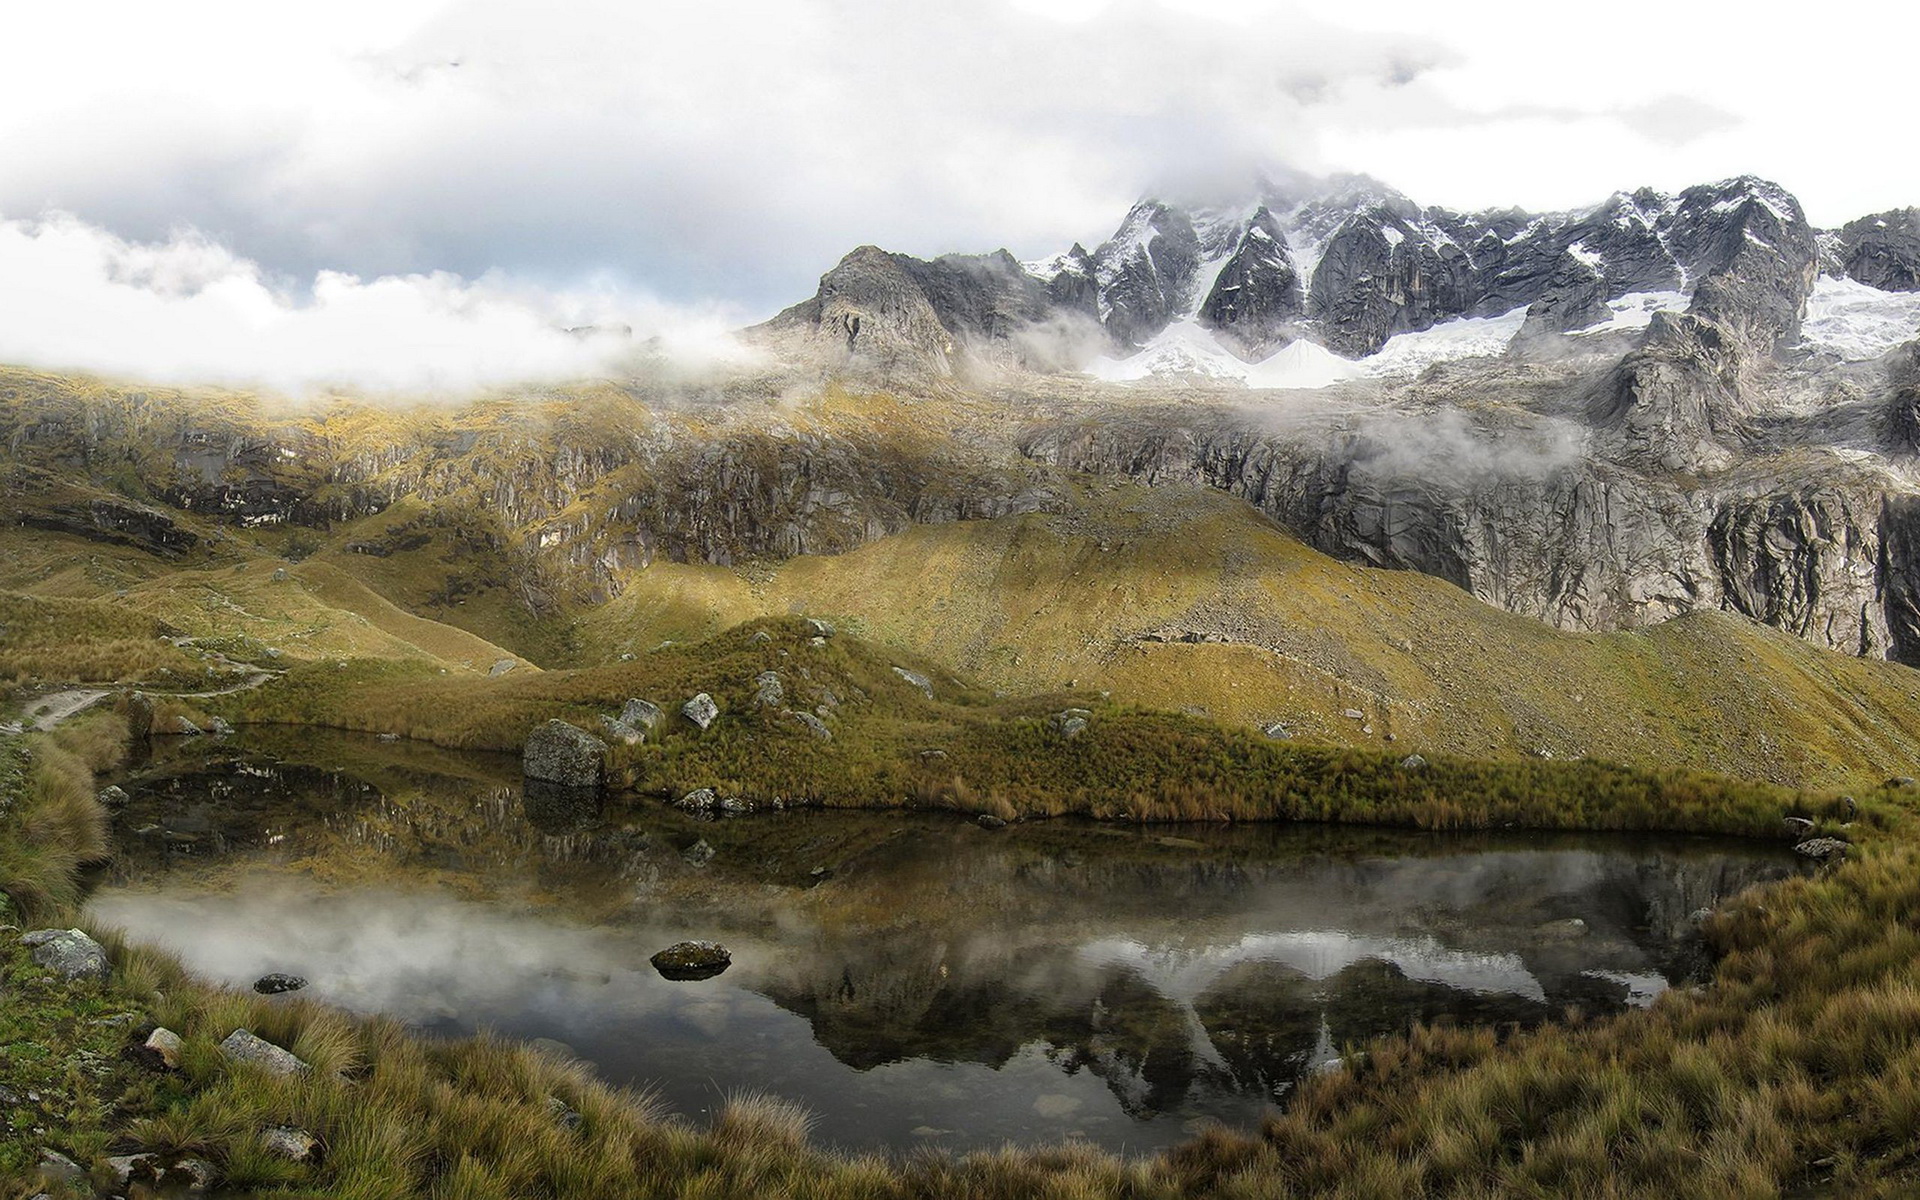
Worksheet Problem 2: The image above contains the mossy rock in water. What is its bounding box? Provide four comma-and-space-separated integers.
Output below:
651, 940, 731, 981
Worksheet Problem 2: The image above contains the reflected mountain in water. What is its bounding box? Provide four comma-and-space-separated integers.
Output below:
87, 728, 1803, 1153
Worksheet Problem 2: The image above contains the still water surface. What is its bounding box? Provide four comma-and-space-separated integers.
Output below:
86, 730, 1801, 1154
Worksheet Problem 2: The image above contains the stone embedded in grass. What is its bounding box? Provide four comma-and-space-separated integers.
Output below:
261, 1126, 321, 1163
788, 710, 833, 741
892, 666, 934, 699
1262, 723, 1291, 739
806, 617, 835, 637
650, 940, 731, 981
253, 972, 308, 995
620, 698, 663, 731
218, 1028, 309, 1077
750, 630, 773, 644
546, 1097, 584, 1133
1342, 708, 1365, 720
676, 787, 719, 813
106, 1153, 215, 1192
490, 659, 517, 677
753, 671, 785, 708
97, 784, 130, 808
1783, 815, 1816, 835
23, 928, 109, 983
1794, 836, 1849, 861
599, 714, 645, 746
1048, 709, 1091, 740
36, 1148, 85, 1187
1400, 754, 1429, 771
522, 720, 607, 790
682, 693, 720, 730
145, 1027, 184, 1069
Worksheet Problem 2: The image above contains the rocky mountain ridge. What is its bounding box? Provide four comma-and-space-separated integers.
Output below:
759, 173, 1916, 375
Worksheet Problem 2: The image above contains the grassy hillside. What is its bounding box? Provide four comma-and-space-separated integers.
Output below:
574, 484, 1920, 791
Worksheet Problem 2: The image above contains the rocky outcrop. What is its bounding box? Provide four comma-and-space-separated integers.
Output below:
1197, 207, 1304, 358
1838, 209, 1920, 292
1708, 489, 1886, 656
1094, 201, 1204, 348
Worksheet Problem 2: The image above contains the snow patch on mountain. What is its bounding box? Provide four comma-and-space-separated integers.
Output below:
1801, 276, 1920, 360
1087, 320, 1360, 389
1360, 307, 1529, 377
1570, 291, 1688, 337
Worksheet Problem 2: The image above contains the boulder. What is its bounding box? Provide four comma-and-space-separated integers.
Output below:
753, 671, 785, 708
522, 720, 607, 790
36, 1149, 86, 1188
599, 715, 645, 746
253, 972, 307, 995
490, 659, 518, 677
892, 666, 935, 699
24, 928, 109, 983
207, 717, 235, 737
620, 698, 663, 731
1783, 816, 1816, 835
1400, 754, 1429, 771
806, 618, 836, 637
170, 715, 204, 736
1341, 708, 1365, 721
750, 630, 773, 645
650, 940, 732, 981
261, 1126, 321, 1164
676, 787, 720, 813
546, 1097, 584, 1133
1262, 723, 1291, 740
682, 693, 720, 730
97, 785, 130, 809
218, 1029, 309, 1076
1793, 837, 1849, 862
977, 814, 1007, 830
1048, 709, 1091, 740
145, 1027, 184, 1069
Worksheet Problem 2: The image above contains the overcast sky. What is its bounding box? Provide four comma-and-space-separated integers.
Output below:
0, 0, 1912, 390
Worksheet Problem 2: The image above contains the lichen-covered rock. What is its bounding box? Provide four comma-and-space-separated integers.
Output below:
650, 940, 731, 981
682, 693, 719, 730
489, 659, 517, 677
97, 785, 130, 808
599, 715, 644, 745
676, 787, 719, 813
219, 1028, 309, 1076
620, 698, 663, 731
24, 928, 109, 983
522, 720, 607, 790
1793, 837, 1849, 862
254, 972, 307, 995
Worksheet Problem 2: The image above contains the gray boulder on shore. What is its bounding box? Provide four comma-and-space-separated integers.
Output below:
23, 928, 109, 983
523, 720, 607, 790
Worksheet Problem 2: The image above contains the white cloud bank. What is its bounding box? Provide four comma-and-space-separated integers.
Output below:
0, 213, 759, 394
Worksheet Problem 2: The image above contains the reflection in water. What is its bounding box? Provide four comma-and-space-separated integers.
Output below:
85, 729, 1803, 1154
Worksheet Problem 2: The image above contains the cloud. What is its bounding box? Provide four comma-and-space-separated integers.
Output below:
0, 213, 760, 395
0, 1, 1448, 319
0, 0, 1911, 347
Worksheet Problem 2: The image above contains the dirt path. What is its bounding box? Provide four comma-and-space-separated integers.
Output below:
5, 671, 281, 734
